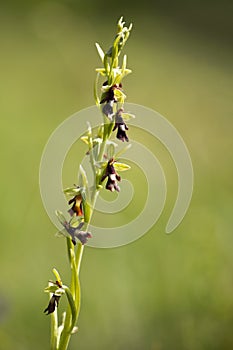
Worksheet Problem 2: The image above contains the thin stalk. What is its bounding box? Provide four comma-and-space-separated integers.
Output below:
76, 242, 84, 275
57, 328, 70, 350
57, 203, 94, 350
57, 241, 76, 350
50, 296, 58, 350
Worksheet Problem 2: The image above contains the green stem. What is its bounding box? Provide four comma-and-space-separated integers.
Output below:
50, 296, 58, 350
64, 286, 78, 332
57, 96, 115, 350
46, 17, 133, 350
76, 242, 84, 275
57, 328, 70, 350
57, 240, 77, 350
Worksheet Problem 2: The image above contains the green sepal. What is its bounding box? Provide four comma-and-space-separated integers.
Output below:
114, 162, 131, 171
95, 68, 107, 76
106, 142, 116, 159
44, 285, 58, 293
114, 88, 126, 103
112, 68, 132, 86
97, 124, 104, 138
63, 187, 81, 198
92, 143, 100, 162
122, 112, 135, 120
69, 216, 84, 228
44, 286, 65, 296
81, 136, 89, 145
95, 43, 105, 62
55, 210, 67, 225
94, 71, 100, 106
95, 161, 108, 169
52, 268, 62, 286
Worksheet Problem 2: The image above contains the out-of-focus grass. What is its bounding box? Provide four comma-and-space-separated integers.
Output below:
0, 2, 233, 350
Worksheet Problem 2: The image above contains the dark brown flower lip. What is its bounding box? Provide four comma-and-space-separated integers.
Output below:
101, 158, 121, 192
44, 294, 60, 315
113, 108, 129, 142
100, 83, 123, 104
62, 221, 92, 245
68, 193, 83, 217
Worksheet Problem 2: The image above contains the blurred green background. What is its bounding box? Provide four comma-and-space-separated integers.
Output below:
0, 0, 233, 349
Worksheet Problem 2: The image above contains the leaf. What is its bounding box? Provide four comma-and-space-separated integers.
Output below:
95, 43, 105, 62
114, 162, 131, 172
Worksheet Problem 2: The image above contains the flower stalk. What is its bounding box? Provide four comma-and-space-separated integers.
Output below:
43, 17, 134, 350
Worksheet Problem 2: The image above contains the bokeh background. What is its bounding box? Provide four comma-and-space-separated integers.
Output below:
0, 0, 233, 349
